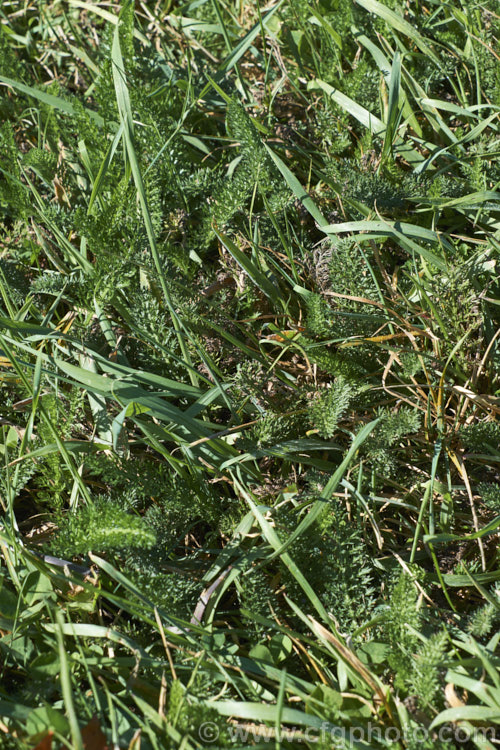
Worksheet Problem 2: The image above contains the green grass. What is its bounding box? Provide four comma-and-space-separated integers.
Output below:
1, 0, 500, 747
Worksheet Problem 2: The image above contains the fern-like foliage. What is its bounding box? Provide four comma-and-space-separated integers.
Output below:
361, 407, 421, 481
125, 548, 200, 618
238, 566, 275, 635
0, 124, 28, 220
165, 679, 231, 748
467, 587, 500, 638
309, 377, 357, 439
52, 496, 156, 556
478, 482, 500, 512
35, 392, 85, 509
281, 494, 375, 631
23, 147, 58, 184
460, 421, 500, 452
238, 411, 302, 451
409, 629, 447, 712
384, 573, 421, 690
223, 99, 291, 214
327, 158, 426, 217
306, 292, 333, 338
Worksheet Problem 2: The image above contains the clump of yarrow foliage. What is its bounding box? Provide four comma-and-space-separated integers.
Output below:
0, 0, 500, 747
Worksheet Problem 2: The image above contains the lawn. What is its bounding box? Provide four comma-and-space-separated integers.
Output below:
1, 0, 500, 748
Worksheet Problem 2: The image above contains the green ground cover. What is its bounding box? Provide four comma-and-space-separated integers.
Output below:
1, 0, 500, 747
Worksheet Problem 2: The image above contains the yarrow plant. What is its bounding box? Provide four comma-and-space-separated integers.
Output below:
0, 0, 499, 748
